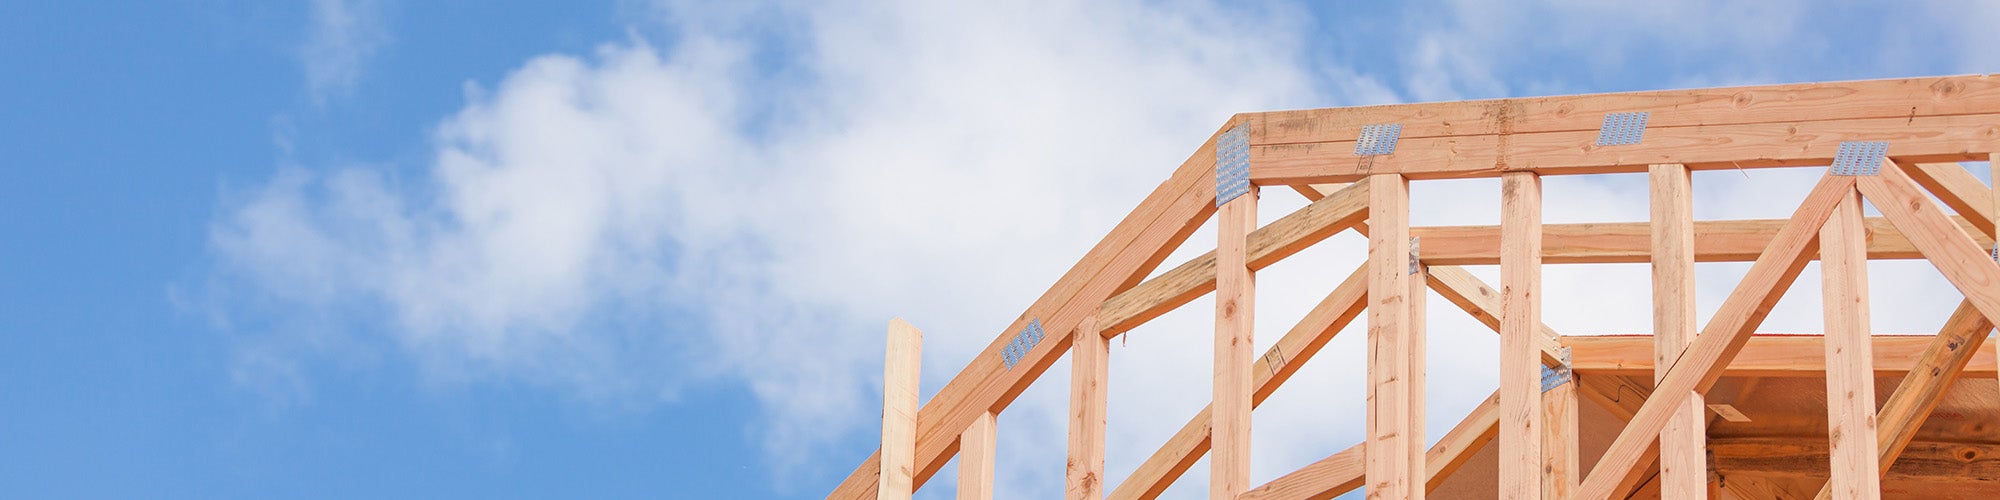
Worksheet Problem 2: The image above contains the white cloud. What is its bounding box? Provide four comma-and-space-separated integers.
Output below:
300, 0, 388, 102
214, 1, 1986, 497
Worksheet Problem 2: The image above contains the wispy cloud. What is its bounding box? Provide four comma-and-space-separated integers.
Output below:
211, 1, 1983, 497
300, 0, 387, 103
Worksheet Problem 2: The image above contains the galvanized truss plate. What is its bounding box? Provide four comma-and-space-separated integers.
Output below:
1595, 112, 1649, 146
1216, 124, 1252, 206
1408, 237, 1421, 275
1831, 141, 1889, 176
1002, 318, 1046, 369
1353, 123, 1402, 156
1541, 362, 1573, 392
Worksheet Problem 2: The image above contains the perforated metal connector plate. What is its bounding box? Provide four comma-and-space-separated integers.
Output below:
1354, 123, 1401, 156
1216, 124, 1251, 206
1001, 318, 1046, 369
1595, 112, 1649, 146
1831, 141, 1889, 176
1408, 237, 1421, 275
1541, 362, 1573, 392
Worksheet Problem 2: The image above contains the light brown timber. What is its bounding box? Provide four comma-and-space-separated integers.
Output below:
1500, 172, 1544, 500
1820, 187, 1882, 499
1367, 173, 1420, 500
1066, 315, 1106, 500
1212, 183, 1257, 498
881, 319, 923, 500
957, 411, 995, 500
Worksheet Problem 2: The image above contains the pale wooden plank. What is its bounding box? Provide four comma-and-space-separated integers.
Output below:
1424, 265, 1566, 367
1542, 379, 1580, 499
1856, 161, 2000, 335
1212, 184, 1258, 498
1249, 113, 1998, 184
1367, 173, 1420, 500
1821, 188, 1882, 500
1411, 216, 1992, 265
1108, 265, 1369, 500
1248, 74, 2000, 145
1099, 179, 1368, 336
1900, 161, 1997, 236
1809, 301, 1994, 499
1712, 438, 2000, 484
1242, 390, 1502, 500
1564, 335, 2000, 378
1574, 174, 1855, 499
1649, 163, 1707, 499
957, 411, 996, 500
1499, 172, 1543, 500
881, 318, 924, 500
1066, 315, 1107, 500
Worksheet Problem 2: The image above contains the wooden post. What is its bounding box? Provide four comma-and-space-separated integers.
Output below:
1649, 163, 1707, 498
881, 319, 924, 500
1540, 376, 1579, 499
1822, 186, 1881, 499
1500, 172, 1542, 500
1368, 173, 1422, 500
958, 411, 996, 500
1213, 182, 1257, 499
1066, 316, 1107, 500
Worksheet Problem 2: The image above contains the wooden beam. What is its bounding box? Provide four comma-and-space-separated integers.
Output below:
1821, 186, 1882, 499
1367, 173, 1422, 499
1856, 161, 2000, 333
1249, 113, 1999, 184
1650, 163, 1707, 498
1213, 182, 1258, 498
1424, 265, 1566, 366
1575, 174, 1854, 499
1711, 438, 2000, 484
1810, 301, 1995, 499
958, 411, 995, 500
1409, 216, 1992, 265
1248, 74, 2000, 146
830, 117, 1226, 498
1099, 180, 1369, 336
1899, 162, 1997, 236
1564, 335, 2000, 378
1066, 315, 1106, 500
881, 318, 924, 500
1542, 378, 1580, 499
1108, 265, 1369, 500
1500, 172, 1543, 500
1242, 390, 1503, 500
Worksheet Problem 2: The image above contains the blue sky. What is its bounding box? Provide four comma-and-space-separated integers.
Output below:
1, 1, 1995, 498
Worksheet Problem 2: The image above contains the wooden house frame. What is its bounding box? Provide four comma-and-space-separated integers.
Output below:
832, 74, 2000, 499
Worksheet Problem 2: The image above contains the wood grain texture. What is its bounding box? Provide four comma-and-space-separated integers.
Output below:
880, 319, 923, 500
1900, 161, 1997, 236
1367, 173, 1421, 500
1212, 185, 1257, 499
1107, 265, 1369, 500
1411, 216, 1992, 265
1564, 335, 2000, 378
1500, 172, 1543, 500
1810, 301, 1995, 500
957, 411, 995, 500
1820, 189, 1882, 500
1712, 438, 2000, 484
1858, 161, 2000, 336
1575, 174, 1854, 499
1650, 163, 1707, 500
1243, 390, 1502, 500
1099, 179, 1368, 336
1066, 315, 1106, 500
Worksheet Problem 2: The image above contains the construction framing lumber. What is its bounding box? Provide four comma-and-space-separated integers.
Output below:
1367, 173, 1423, 499
1821, 186, 1882, 499
1499, 172, 1542, 500
1649, 163, 1706, 498
1066, 315, 1106, 500
1563, 335, 2000, 378
958, 411, 995, 500
1107, 265, 1369, 500
839, 74, 2000, 499
1811, 301, 1996, 499
1575, 174, 1853, 499
881, 319, 923, 500
1212, 182, 1257, 498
